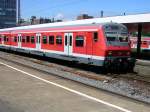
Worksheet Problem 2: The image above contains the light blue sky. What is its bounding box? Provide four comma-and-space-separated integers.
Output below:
21, 0, 150, 20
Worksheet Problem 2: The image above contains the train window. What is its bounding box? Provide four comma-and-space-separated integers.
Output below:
49, 36, 54, 44
4, 36, 7, 41
119, 36, 128, 42
6, 38, 9, 42
93, 32, 98, 42
76, 35, 84, 47
22, 37, 26, 43
56, 35, 62, 45
26, 36, 30, 43
70, 36, 72, 46
65, 36, 67, 46
143, 41, 147, 45
106, 37, 116, 41
14, 37, 17, 42
31, 36, 35, 43
43, 36, 47, 44
18, 36, 20, 42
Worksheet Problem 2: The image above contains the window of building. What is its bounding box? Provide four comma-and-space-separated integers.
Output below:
26, 36, 30, 43
43, 36, 47, 44
75, 35, 84, 47
14, 36, 17, 42
93, 32, 98, 42
31, 36, 35, 43
49, 36, 54, 44
56, 35, 62, 45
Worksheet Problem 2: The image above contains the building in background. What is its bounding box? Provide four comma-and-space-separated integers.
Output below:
19, 16, 62, 26
0, 0, 20, 28
77, 14, 93, 20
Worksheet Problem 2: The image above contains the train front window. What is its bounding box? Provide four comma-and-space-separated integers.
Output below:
105, 33, 128, 46
106, 36, 117, 41
119, 36, 128, 42
104, 24, 129, 46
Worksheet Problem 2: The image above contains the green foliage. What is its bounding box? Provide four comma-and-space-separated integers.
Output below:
141, 32, 150, 37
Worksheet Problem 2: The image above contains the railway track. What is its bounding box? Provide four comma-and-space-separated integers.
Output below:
0, 49, 149, 83
0, 50, 110, 81
0, 50, 150, 103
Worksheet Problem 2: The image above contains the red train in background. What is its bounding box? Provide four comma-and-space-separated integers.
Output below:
0, 22, 135, 72
130, 37, 150, 51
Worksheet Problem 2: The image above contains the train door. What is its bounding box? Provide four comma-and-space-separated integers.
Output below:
18, 34, 22, 48
36, 33, 41, 50
64, 33, 73, 55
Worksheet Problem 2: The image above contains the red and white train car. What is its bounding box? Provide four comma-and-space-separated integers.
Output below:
0, 22, 135, 71
130, 37, 150, 51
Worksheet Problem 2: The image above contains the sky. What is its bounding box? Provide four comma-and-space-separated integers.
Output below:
21, 0, 150, 20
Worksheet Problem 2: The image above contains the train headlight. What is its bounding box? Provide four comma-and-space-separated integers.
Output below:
107, 51, 112, 56
106, 51, 113, 56
119, 59, 122, 62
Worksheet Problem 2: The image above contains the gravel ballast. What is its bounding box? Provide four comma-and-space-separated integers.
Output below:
0, 51, 150, 104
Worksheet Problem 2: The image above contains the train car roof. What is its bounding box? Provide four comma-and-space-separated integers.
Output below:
0, 13, 150, 32
3, 13, 150, 32
0, 20, 124, 32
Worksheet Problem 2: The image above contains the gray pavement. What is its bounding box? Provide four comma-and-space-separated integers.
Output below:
0, 59, 150, 112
